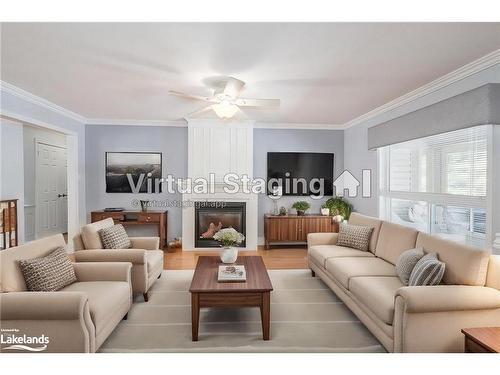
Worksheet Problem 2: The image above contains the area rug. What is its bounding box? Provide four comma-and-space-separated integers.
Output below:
99, 269, 385, 352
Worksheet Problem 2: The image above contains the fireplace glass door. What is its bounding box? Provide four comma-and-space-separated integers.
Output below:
195, 202, 246, 248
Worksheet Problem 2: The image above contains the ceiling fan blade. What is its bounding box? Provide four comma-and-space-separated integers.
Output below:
169, 91, 217, 103
235, 98, 280, 108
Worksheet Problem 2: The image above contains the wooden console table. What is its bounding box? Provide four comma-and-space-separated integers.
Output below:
91, 210, 168, 247
264, 214, 339, 249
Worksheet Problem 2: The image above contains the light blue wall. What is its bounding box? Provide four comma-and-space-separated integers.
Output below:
84, 125, 188, 241
84, 126, 344, 243
253, 128, 344, 239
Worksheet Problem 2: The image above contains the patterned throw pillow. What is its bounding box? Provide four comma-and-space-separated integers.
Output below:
18, 247, 77, 292
395, 247, 425, 285
408, 252, 446, 286
336, 222, 374, 251
99, 224, 132, 249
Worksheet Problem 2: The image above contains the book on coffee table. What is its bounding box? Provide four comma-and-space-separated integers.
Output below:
218, 265, 246, 282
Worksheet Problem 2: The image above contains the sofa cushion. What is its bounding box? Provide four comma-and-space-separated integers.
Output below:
81, 218, 115, 249
0, 234, 67, 292
375, 221, 419, 265
146, 250, 164, 274
60, 281, 130, 335
309, 245, 374, 267
348, 213, 383, 253
416, 232, 490, 286
325, 257, 397, 289
18, 247, 77, 292
337, 223, 373, 251
350, 276, 403, 325
99, 224, 132, 249
409, 253, 446, 286
395, 247, 425, 285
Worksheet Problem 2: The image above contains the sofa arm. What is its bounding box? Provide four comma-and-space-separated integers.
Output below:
0, 292, 88, 320
73, 262, 132, 282
74, 249, 146, 264
307, 232, 339, 248
394, 285, 500, 352
0, 292, 95, 352
130, 237, 160, 250
396, 285, 500, 313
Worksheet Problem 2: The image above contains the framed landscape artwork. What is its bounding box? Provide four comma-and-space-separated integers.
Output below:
105, 152, 162, 193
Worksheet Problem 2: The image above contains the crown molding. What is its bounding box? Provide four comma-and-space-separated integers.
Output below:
343, 48, 500, 129
0, 80, 87, 123
1, 109, 78, 136
86, 118, 343, 130
254, 122, 345, 130
85, 118, 187, 127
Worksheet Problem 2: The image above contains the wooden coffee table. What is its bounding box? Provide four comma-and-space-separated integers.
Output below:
462, 327, 500, 353
189, 256, 273, 341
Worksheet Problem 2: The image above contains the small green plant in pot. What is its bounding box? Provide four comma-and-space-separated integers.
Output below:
292, 201, 311, 216
323, 197, 353, 221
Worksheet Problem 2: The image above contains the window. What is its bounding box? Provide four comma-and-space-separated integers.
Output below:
379, 126, 490, 248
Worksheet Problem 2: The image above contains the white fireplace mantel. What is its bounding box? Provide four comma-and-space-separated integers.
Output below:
182, 118, 257, 251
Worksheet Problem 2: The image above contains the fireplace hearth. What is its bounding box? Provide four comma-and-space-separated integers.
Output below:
195, 202, 246, 248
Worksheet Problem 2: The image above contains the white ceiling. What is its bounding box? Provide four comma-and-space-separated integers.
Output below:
1, 23, 499, 125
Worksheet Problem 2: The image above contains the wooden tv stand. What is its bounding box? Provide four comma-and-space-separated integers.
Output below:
91, 210, 168, 247
264, 214, 339, 249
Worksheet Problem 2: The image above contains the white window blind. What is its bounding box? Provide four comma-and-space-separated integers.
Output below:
379, 125, 490, 248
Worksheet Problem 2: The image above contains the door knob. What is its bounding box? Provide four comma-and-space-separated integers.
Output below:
58, 194, 68, 198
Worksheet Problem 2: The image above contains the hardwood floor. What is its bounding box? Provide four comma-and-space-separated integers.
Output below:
163, 246, 308, 270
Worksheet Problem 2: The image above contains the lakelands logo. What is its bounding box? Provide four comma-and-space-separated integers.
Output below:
1, 328, 49, 352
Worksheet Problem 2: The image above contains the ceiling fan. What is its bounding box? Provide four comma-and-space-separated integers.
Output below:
169, 77, 280, 119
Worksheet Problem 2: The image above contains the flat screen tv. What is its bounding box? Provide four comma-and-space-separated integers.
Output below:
267, 152, 334, 196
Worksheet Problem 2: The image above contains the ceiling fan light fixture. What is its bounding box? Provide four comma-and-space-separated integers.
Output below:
211, 100, 239, 119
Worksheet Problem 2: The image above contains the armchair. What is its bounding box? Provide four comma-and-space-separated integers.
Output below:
73, 218, 164, 301
0, 234, 132, 353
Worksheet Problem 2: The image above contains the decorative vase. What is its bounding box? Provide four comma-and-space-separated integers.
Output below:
297, 210, 305, 216
333, 215, 344, 223
140, 200, 149, 212
220, 247, 238, 264
321, 208, 330, 216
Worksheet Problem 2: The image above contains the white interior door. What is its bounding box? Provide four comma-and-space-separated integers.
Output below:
36, 142, 68, 238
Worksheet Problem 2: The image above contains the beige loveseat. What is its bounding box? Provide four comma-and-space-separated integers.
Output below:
73, 218, 164, 301
0, 234, 132, 352
308, 213, 500, 353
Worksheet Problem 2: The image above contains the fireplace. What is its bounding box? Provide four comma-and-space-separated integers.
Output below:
194, 202, 246, 248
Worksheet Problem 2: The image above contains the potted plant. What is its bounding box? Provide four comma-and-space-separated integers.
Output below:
323, 196, 353, 221
213, 228, 245, 264
292, 201, 311, 216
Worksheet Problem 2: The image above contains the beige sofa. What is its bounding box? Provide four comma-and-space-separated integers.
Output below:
0, 234, 132, 352
73, 218, 164, 302
308, 213, 500, 353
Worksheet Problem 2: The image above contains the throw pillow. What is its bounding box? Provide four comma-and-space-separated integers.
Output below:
18, 247, 77, 292
99, 224, 132, 249
395, 247, 425, 285
408, 252, 446, 286
336, 222, 374, 251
